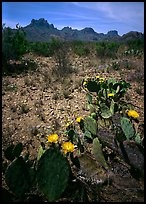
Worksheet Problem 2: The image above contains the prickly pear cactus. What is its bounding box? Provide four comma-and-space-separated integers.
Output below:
84, 129, 93, 139
84, 116, 97, 136
87, 104, 96, 114
37, 145, 46, 161
36, 148, 70, 202
110, 99, 115, 115
4, 144, 15, 161
4, 143, 23, 161
120, 117, 135, 140
100, 103, 113, 118
134, 133, 142, 145
5, 157, 31, 197
86, 92, 92, 104
91, 112, 97, 119
86, 80, 100, 93
92, 138, 108, 170
107, 78, 117, 86
13, 143, 23, 158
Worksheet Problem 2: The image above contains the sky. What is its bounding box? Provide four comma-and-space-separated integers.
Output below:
2, 2, 144, 36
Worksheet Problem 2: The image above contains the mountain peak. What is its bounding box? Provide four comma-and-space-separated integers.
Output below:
82, 27, 95, 34
107, 30, 119, 37
30, 18, 54, 28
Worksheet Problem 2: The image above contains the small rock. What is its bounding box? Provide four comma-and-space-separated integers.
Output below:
31, 87, 37, 90
122, 140, 144, 176
97, 128, 117, 151
77, 153, 110, 186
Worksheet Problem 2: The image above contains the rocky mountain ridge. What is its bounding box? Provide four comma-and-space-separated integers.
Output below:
7, 18, 144, 42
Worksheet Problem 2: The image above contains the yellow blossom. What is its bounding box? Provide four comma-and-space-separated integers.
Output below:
99, 77, 105, 82
66, 122, 71, 127
47, 134, 59, 143
62, 141, 75, 154
65, 121, 73, 129
83, 81, 87, 86
126, 110, 139, 119
76, 117, 83, 123
108, 93, 115, 97
96, 75, 100, 79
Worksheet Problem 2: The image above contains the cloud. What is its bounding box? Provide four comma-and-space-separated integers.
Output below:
70, 2, 144, 22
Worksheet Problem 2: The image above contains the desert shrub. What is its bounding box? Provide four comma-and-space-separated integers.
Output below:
30, 39, 61, 57
96, 41, 119, 58
96, 42, 106, 57
2, 25, 37, 76
30, 37, 67, 58
52, 39, 74, 77
72, 41, 90, 56
126, 39, 144, 51
2, 25, 28, 63
30, 42, 51, 56
2, 59, 37, 76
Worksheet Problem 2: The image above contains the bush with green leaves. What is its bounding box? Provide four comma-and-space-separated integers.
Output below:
2, 58, 37, 76
30, 37, 63, 57
126, 39, 144, 51
30, 42, 50, 57
72, 41, 90, 56
52, 38, 74, 77
96, 41, 120, 58
2, 25, 28, 63
2, 25, 38, 76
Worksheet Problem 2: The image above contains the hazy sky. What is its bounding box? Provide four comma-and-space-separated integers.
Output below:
2, 2, 144, 36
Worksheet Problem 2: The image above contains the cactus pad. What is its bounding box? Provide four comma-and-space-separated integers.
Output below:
100, 103, 113, 118
36, 148, 70, 202
84, 116, 97, 135
120, 117, 135, 140
92, 138, 108, 170
5, 157, 31, 197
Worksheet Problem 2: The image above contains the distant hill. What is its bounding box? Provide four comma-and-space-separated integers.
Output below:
5, 18, 144, 42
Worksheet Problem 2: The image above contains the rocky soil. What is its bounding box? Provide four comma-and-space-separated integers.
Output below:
2, 53, 144, 202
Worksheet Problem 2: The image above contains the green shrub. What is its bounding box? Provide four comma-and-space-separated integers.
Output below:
2, 25, 28, 63
126, 39, 144, 51
30, 42, 51, 56
72, 41, 90, 56
52, 39, 73, 77
96, 41, 119, 58
2, 25, 37, 76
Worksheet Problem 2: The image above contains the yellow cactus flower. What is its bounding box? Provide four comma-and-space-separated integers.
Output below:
47, 134, 59, 143
99, 77, 105, 82
66, 121, 74, 129
62, 141, 75, 154
83, 81, 87, 86
66, 122, 71, 127
126, 110, 139, 119
76, 117, 83, 123
96, 75, 100, 79
108, 93, 115, 97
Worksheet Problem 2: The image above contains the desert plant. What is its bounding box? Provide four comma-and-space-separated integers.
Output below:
20, 103, 30, 114
72, 41, 90, 56
96, 41, 119, 58
2, 25, 28, 63
36, 148, 70, 201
